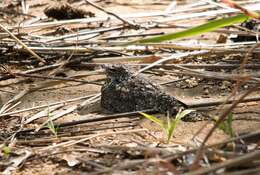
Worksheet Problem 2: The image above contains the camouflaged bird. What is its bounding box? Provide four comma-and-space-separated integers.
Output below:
101, 64, 186, 116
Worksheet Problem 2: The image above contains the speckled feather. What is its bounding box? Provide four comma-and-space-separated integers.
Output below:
101, 64, 185, 114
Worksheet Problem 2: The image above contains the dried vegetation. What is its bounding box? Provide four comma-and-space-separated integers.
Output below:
0, 0, 260, 174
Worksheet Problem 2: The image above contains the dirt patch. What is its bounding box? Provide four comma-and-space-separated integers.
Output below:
0, 0, 259, 174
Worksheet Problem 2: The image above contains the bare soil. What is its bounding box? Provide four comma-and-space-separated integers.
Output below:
0, 0, 259, 174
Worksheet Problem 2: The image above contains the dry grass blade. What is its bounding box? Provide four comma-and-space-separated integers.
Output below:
193, 83, 260, 168
84, 0, 139, 29
0, 24, 46, 63
190, 150, 260, 175
221, 0, 260, 19
24, 104, 63, 124
35, 93, 101, 132
39, 128, 147, 151
1, 1, 260, 174
0, 94, 96, 117
135, 50, 207, 75
0, 89, 28, 114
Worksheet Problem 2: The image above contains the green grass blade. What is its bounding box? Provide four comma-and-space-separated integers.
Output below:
167, 110, 194, 143
2, 145, 11, 156
227, 112, 234, 137
214, 113, 234, 137
47, 120, 56, 135
139, 112, 164, 127
132, 14, 249, 43
175, 109, 194, 120
167, 120, 177, 143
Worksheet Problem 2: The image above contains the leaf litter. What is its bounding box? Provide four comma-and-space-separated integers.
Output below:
0, 0, 260, 174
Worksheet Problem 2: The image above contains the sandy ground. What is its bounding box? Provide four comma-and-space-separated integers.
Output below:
0, 0, 259, 174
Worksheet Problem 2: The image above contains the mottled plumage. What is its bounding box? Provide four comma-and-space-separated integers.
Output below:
101, 64, 185, 114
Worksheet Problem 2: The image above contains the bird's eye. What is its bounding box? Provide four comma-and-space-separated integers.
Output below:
110, 68, 117, 72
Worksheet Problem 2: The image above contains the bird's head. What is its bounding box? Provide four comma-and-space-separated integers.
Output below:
102, 64, 132, 82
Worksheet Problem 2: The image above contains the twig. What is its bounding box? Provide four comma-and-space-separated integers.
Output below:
4, 123, 139, 145
135, 51, 207, 75
79, 62, 260, 70
139, 43, 260, 54
24, 104, 64, 124
44, 26, 124, 43
167, 65, 260, 84
158, 2, 260, 23
190, 150, 260, 175
14, 109, 152, 134
34, 93, 101, 132
0, 89, 28, 114
101, 32, 165, 40
224, 167, 260, 175
9, 72, 102, 85
187, 95, 260, 108
15, 2, 260, 29
164, 129, 260, 162
0, 8, 36, 18
84, 0, 139, 29
221, 0, 260, 19
0, 61, 101, 81
39, 128, 147, 151
16, 44, 260, 54
192, 83, 260, 169
0, 24, 46, 63
0, 76, 100, 114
